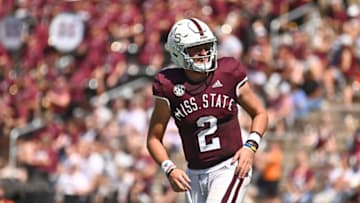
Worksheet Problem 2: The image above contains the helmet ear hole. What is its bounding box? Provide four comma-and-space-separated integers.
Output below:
166, 18, 217, 73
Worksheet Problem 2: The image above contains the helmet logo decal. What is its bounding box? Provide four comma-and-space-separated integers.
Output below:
173, 27, 188, 43
173, 84, 186, 97
175, 33, 188, 43
189, 18, 204, 36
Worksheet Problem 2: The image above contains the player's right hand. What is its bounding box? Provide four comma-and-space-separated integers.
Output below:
167, 168, 192, 192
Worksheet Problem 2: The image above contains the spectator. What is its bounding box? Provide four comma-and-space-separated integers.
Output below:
120, 94, 148, 134
349, 128, 360, 160
256, 139, 284, 203
56, 160, 92, 203
282, 151, 316, 203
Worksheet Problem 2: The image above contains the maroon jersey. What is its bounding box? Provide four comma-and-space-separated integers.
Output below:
153, 57, 248, 169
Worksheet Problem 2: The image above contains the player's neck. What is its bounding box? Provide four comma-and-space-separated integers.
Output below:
184, 70, 208, 84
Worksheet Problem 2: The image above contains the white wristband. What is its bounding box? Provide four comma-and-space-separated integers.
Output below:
247, 131, 262, 145
161, 160, 176, 176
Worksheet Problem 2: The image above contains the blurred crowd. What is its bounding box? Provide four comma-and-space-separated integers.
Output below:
0, 0, 359, 203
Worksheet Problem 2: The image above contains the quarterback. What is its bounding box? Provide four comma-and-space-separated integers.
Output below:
147, 18, 268, 203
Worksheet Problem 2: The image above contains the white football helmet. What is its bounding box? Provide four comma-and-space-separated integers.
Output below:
165, 18, 217, 72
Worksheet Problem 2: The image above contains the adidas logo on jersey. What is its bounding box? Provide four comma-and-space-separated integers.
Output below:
212, 80, 223, 88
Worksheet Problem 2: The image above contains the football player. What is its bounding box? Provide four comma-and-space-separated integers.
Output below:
147, 18, 268, 203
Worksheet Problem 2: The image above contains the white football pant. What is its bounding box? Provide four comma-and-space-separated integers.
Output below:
185, 158, 252, 203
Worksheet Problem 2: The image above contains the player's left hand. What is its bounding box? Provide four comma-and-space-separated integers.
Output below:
231, 147, 255, 178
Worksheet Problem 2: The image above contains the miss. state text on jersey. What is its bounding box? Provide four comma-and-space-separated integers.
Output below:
174, 93, 236, 121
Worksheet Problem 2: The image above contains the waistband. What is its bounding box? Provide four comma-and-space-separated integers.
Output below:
186, 158, 235, 175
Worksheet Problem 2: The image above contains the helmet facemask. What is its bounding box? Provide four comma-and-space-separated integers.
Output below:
183, 42, 217, 72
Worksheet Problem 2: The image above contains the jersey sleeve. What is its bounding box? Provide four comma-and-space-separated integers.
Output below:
152, 71, 171, 106
220, 57, 248, 93
232, 58, 248, 88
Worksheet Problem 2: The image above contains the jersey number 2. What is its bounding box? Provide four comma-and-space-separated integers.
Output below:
196, 116, 220, 152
